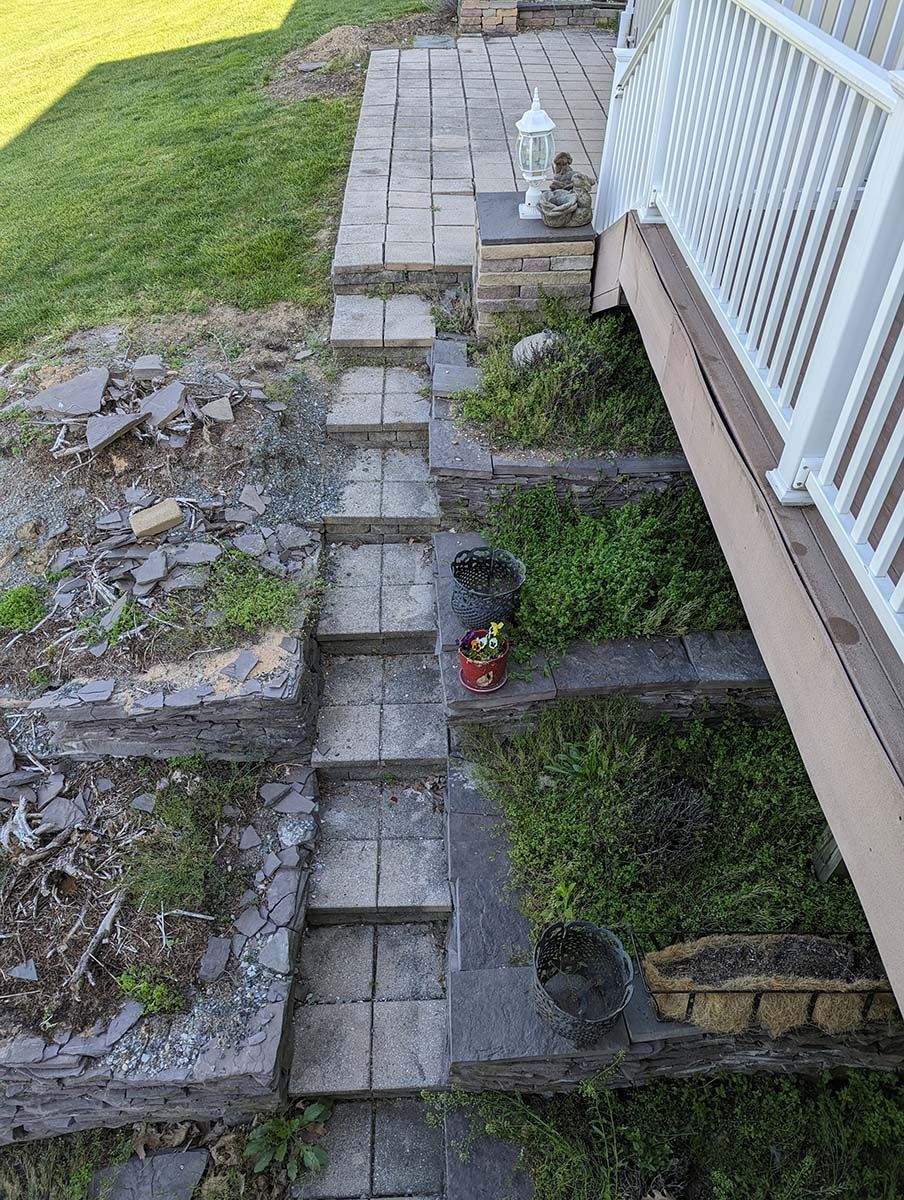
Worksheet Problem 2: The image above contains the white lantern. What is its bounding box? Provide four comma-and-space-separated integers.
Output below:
516, 88, 556, 220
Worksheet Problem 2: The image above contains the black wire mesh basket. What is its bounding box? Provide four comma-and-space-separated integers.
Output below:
533, 921, 634, 1048
450, 547, 525, 628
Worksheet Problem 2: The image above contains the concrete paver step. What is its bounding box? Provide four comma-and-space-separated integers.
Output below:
287, 1098, 447, 1197
331, 293, 435, 356
289, 996, 448, 1097
317, 543, 436, 653
307, 777, 450, 922
327, 365, 430, 446
322, 448, 441, 542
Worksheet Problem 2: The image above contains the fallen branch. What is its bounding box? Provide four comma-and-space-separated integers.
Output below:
70, 890, 125, 988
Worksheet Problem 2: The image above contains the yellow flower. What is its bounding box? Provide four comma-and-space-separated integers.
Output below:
490, 621, 504, 638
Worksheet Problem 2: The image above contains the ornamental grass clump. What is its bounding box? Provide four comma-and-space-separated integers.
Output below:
459, 299, 677, 453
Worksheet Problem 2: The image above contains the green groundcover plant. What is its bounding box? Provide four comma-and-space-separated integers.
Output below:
482, 483, 745, 656
459, 299, 678, 453
430, 1070, 904, 1200
466, 698, 867, 934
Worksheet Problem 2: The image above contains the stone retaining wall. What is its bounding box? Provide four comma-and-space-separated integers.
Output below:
0, 766, 320, 1143
474, 192, 595, 340
433, 532, 777, 727
31, 634, 320, 762
518, 1, 613, 28
431, 435, 690, 518
445, 760, 904, 1094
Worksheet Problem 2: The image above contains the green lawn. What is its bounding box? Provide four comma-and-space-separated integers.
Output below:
0, 0, 421, 354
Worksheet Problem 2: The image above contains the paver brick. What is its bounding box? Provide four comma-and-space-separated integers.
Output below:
331, 294, 383, 348
378, 839, 451, 912
371, 1000, 448, 1091
308, 839, 379, 913
383, 294, 435, 347
314, 704, 381, 768
289, 1003, 372, 1095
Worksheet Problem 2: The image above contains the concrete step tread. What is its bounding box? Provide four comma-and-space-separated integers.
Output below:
317, 543, 437, 646
313, 701, 447, 776
327, 364, 430, 437
322, 448, 440, 538
288, 995, 448, 1097
331, 293, 436, 351
285, 1097, 447, 1198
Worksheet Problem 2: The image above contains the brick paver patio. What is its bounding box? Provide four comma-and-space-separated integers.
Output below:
335, 30, 615, 279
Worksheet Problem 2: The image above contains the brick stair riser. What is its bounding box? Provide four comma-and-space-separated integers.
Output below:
313, 760, 447, 783
324, 520, 442, 542
333, 347, 432, 367
332, 270, 471, 293
306, 905, 452, 926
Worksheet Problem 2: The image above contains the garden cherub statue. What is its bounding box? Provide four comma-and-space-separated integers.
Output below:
539, 151, 593, 228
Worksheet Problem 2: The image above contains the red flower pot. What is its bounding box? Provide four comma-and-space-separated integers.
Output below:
457, 629, 511, 694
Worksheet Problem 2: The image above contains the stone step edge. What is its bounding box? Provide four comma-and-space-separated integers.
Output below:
305, 901, 453, 925
314, 633, 437, 656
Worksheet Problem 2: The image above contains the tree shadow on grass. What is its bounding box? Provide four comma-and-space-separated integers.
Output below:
0, 0, 418, 352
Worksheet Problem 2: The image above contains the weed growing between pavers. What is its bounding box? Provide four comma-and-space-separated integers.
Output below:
428, 1070, 904, 1200
465, 699, 867, 934
482, 483, 744, 657
459, 300, 677, 454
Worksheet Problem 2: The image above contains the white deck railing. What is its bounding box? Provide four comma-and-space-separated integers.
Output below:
620, 0, 904, 67
597, 0, 904, 659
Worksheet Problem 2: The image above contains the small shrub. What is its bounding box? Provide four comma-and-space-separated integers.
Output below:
483, 483, 744, 655
0, 584, 44, 632
116, 966, 183, 1014
244, 1104, 332, 1183
460, 299, 676, 453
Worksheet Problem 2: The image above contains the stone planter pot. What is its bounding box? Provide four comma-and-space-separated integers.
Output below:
457, 630, 511, 693
533, 921, 634, 1048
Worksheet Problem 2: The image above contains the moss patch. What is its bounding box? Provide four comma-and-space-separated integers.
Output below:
0, 583, 44, 632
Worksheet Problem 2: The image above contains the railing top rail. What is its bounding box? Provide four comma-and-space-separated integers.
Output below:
621, 0, 899, 109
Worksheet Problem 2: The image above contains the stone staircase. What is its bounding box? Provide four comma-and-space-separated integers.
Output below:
289, 341, 452, 1124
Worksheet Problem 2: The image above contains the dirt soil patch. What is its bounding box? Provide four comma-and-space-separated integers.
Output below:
268, 14, 453, 101
0, 744, 262, 1035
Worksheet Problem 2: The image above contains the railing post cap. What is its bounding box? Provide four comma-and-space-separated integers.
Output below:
613, 47, 636, 62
